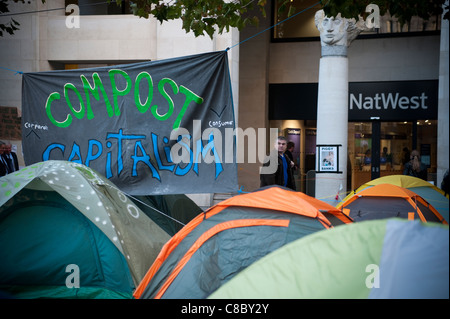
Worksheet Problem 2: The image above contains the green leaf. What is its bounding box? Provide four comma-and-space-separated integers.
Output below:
287, 5, 296, 17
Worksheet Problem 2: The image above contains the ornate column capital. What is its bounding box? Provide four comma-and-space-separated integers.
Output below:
315, 10, 367, 57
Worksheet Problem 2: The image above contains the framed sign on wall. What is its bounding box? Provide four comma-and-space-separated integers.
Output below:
316, 145, 341, 173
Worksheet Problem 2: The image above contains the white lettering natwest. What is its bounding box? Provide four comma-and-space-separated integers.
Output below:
349, 92, 429, 111
420, 92, 428, 109
381, 93, 399, 109
349, 93, 362, 110
398, 96, 409, 109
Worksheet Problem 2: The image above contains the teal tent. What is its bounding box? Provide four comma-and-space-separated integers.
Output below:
210, 219, 449, 299
0, 161, 170, 298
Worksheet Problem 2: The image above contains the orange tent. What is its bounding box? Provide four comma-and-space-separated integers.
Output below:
134, 186, 353, 299
337, 184, 447, 224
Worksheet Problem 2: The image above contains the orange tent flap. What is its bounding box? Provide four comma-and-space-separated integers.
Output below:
365, 175, 448, 197
413, 196, 449, 225
215, 187, 340, 218
342, 208, 351, 216
133, 206, 226, 298
356, 184, 418, 198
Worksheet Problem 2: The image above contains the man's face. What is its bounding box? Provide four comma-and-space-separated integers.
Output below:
0, 145, 5, 155
320, 16, 346, 45
275, 139, 287, 154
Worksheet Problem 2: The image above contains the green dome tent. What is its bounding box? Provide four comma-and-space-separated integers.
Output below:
0, 161, 170, 298
209, 219, 449, 299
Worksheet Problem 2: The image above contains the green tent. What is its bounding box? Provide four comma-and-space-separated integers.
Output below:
210, 219, 449, 299
0, 161, 170, 298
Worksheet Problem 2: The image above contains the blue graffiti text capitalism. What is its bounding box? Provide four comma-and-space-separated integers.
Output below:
42, 128, 223, 181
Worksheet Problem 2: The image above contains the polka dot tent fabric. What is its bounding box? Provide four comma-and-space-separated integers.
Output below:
0, 161, 170, 298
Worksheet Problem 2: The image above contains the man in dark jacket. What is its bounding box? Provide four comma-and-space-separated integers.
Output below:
441, 169, 449, 196
260, 136, 296, 190
2, 142, 19, 173
0, 141, 9, 176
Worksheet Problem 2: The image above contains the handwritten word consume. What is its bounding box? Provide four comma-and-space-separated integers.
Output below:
45, 70, 204, 130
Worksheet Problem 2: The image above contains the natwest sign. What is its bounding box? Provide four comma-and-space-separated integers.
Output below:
269, 80, 438, 121
350, 92, 428, 110
348, 80, 437, 121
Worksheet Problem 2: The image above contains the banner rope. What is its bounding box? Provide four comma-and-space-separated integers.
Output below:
0, 66, 23, 75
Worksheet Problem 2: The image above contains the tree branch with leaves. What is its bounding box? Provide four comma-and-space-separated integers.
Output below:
320, 0, 449, 25
123, 0, 268, 38
0, 0, 20, 37
1, 0, 448, 38
126, 0, 449, 38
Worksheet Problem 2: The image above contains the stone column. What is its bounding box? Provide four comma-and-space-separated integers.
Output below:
314, 10, 366, 205
437, 3, 449, 188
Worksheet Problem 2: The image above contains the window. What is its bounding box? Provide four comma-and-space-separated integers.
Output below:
272, 0, 441, 41
273, 0, 322, 39
349, 120, 437, 189
65, 0, 132, 15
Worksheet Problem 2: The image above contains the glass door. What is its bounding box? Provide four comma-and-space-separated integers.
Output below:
349, 121, 414, 190
380, 121, 413, 178
349, 122, 373, 190
416, 120, 437, 184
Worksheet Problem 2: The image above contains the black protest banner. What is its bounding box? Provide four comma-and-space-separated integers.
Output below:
22, 51, 237, 195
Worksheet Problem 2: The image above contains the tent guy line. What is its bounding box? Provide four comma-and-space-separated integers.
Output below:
103, 183, 187, 227
226, 1, 322, 51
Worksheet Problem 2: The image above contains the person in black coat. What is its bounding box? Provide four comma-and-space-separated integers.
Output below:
260, 136, 296, 190
441, 169, 449, 196
2, 142, 19, 172
403, 149, 427, 181
0, 141, 9, 176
